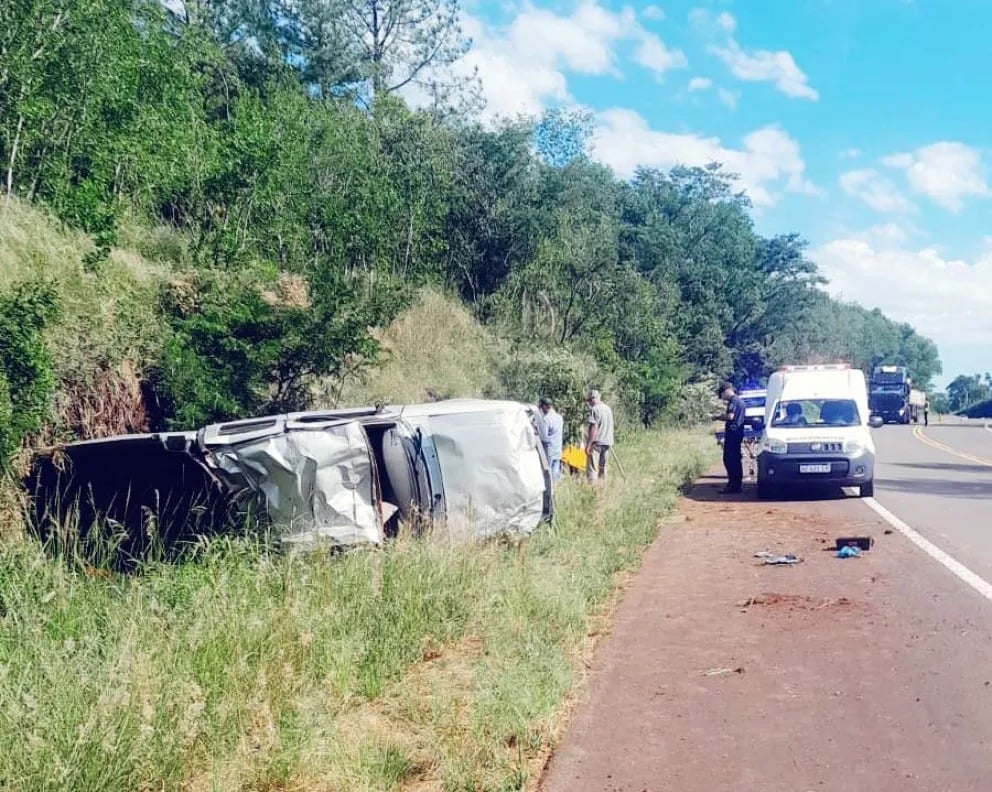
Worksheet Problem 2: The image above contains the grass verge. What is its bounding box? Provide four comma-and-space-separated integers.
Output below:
0, 429, 715, 791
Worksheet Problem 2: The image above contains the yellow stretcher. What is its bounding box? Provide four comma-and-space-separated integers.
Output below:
561, 444, 587, 474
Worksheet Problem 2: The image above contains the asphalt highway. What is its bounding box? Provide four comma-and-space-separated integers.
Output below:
873, 416, 992, 578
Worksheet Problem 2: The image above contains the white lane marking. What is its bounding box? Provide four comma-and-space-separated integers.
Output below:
864, 497, 992, 603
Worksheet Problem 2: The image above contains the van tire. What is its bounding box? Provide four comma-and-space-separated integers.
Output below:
859, 480, 874, 498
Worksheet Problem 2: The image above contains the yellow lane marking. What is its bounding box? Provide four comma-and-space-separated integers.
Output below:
912, 425, 992, 467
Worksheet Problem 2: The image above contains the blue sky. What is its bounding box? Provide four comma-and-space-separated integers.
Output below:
453, 0, 992, 388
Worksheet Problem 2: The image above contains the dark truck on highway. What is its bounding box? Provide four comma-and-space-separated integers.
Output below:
868, 365, 925, 424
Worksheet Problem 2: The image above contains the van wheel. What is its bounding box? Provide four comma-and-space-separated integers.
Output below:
757, 482, 773, 500
859, 481, 874, 498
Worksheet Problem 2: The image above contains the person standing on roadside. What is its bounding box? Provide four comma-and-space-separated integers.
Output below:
924, 397, 930, 427
538, 397, 564, 483
585, 390, 614, 482
718, 381, 746, 494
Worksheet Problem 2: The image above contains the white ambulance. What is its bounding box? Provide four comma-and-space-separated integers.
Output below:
756, 364, 881, 500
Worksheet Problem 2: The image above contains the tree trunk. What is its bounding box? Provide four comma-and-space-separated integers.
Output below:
4, 114, 24, 206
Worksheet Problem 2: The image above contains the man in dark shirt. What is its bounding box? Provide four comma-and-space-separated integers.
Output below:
718, 381, 746, 494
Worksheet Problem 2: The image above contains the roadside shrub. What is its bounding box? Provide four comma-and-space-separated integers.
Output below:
495, 346, 614, 442
150, 269, 385, 429
619, 354, 682, 427
0, 282, 59, 469
672, 377, 723, 426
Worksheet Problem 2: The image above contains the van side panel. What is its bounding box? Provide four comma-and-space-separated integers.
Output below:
415, 407, 546, 542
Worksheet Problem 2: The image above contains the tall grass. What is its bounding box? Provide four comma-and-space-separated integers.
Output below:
0, 199, 168, 386
0, 429, 714, 791
331, 289, 500, 408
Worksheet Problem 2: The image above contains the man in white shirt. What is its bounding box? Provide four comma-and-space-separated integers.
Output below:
538, 397, 564, 483
585, 389, 614, 482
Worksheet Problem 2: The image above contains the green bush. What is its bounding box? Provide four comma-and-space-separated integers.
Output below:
672, 378, 724, 426
0, 282, 59, 468
494, 346, 613, 442
151, 270, 386, 429
619, 355, 681, 427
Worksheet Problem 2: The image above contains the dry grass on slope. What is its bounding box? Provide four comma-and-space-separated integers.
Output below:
330, 289, 499, 408
0, 200, 168, 440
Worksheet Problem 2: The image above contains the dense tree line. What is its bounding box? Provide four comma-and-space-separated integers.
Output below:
0, 0, 941, 457
941, 374, 992, 415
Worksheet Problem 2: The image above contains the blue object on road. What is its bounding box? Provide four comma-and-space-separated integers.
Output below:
836, 545, 861, 558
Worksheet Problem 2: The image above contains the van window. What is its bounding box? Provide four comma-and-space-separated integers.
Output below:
771, 399, 860, 428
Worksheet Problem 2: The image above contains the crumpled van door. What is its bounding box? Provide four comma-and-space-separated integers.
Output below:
203, 417, 381, 550
413, 426, 445, 523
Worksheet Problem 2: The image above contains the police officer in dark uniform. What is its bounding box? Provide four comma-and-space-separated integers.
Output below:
718, 381, 746, 494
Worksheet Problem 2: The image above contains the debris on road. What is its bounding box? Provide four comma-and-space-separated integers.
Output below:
737, 593, 854, 611
754, 551, 802, 565
835, 536, 873, 551
701, 667, 745, 677
836, 545, 861, 558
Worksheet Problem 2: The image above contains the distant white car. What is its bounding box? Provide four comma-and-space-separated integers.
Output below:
757, 364, 879, 500
28, 400, 554, 560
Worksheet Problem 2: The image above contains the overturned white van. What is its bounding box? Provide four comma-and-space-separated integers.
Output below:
27, 400, 553, 563
756, 364, 878, 500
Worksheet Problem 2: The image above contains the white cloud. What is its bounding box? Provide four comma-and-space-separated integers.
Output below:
458, 2, 686, 119
643, 4, 665, 20
851, 222, 917, 247
813, 232, 992, 348
882, 142, 989, 212
840, 148, 861, 160
507, 3, 635, 76
711, 40, 818, 100
635, 31, 688, 78
592, 109, 815, 206
687, 76, 712, 91
693, 9, 817, 100
839, 169, 914, 213
718, 87, 739, 109
452, 14, 567, 118
688, 7, 711, 28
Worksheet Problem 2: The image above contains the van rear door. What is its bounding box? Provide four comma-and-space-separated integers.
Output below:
25, 431, 229, 566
